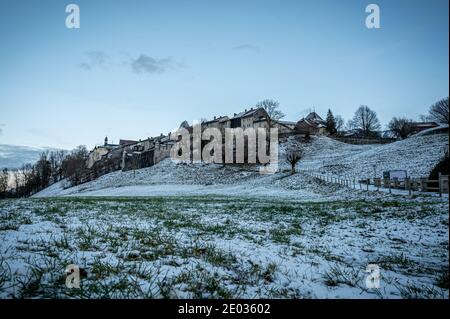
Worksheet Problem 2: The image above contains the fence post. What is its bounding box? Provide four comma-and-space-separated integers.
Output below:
421, 177, 427, 192
366, 179, 369, 191
388, 179, 391, 194
406, 177, 411, 196
439, 172, 442, 197
393, 178, 399, 189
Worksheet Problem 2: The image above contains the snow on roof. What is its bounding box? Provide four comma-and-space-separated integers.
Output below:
414, 124, 449, 137
305, 112, 324, 122
203, 116, 229, 124
230, 107, 264, 120
103, 143, 120, 149
119, 139, 138, 146
277, 120, 296, 125
410, 121, 439, 128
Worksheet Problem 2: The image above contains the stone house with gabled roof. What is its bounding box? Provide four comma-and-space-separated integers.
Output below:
295, 112, 327, 135
229, 107, 269, 129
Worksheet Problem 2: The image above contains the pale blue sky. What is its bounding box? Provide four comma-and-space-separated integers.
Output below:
0, 0, 448, 149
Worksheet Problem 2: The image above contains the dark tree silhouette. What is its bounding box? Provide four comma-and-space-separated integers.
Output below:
349, 105, 381, 137
256, 99, 285, 128
325, 109, 337, 135
286, 147, 303, 174
388, 117, 413, 139
429, 97, 449, 124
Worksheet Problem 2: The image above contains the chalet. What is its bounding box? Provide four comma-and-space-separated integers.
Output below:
295, 112, 326, 135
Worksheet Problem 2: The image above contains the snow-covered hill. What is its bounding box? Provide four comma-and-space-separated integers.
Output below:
34, 133, 448, 198
0, 144, 61, 169
299, 134, 449, 178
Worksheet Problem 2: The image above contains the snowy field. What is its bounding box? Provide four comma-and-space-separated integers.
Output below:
0, 192, 448, 299
0, 134, 448, 299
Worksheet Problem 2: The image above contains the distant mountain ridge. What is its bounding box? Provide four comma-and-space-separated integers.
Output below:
0, 144, 62, 169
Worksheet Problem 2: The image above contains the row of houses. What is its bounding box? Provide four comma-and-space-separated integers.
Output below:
200, 107, 296, 135
86, 107, 443, 176
87, 134, 173, 172
86, 106, 301, 173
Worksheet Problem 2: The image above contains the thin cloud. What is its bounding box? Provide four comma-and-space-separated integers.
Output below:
79, 51, 110, 70
130, 54, 181, 75
78, 63, 91, 70
232, 44, 260, 53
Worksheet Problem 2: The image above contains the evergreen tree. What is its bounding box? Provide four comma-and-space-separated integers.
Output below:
325, 109, 337, 135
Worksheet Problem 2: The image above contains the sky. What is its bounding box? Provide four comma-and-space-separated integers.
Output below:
0, 0, 448, 150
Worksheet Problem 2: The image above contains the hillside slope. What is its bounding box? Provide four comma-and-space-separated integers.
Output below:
34, 133, 448, 198
299, 133, 449, 178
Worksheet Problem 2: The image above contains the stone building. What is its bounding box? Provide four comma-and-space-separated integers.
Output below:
295, 112, 326, 135
229, 107, 269, 129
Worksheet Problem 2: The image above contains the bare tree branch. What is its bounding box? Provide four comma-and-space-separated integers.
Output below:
429, 97, 449, 124
286, 146, 303, 174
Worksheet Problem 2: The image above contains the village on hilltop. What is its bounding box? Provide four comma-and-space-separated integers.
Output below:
85, 105, 445, 184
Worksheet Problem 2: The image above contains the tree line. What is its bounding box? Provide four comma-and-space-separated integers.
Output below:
324, 97, 448, 139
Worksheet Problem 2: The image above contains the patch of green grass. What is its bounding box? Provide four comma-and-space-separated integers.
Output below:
269, 223, 303, 244
435, 268, 449, 289
323, 264, 360, 288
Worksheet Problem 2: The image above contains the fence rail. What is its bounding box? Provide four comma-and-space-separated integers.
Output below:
305, 169, 449, 197
330, 137, 395, 145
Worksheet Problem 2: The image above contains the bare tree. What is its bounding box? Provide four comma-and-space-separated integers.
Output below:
35, 152, 52, 189
429, 97, 449, 124
12, 170, 22, 192
0, 168, 8, 197
286, 147, 303, 174
349, 105, 381, 137
335, 115, 344, 133
388, 117, 413, 139
61, 146, 89, 185
256, 99, 285, 128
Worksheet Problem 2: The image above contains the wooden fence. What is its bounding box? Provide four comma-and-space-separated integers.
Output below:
330, 137, 395, 145
305, 169, 449, 197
